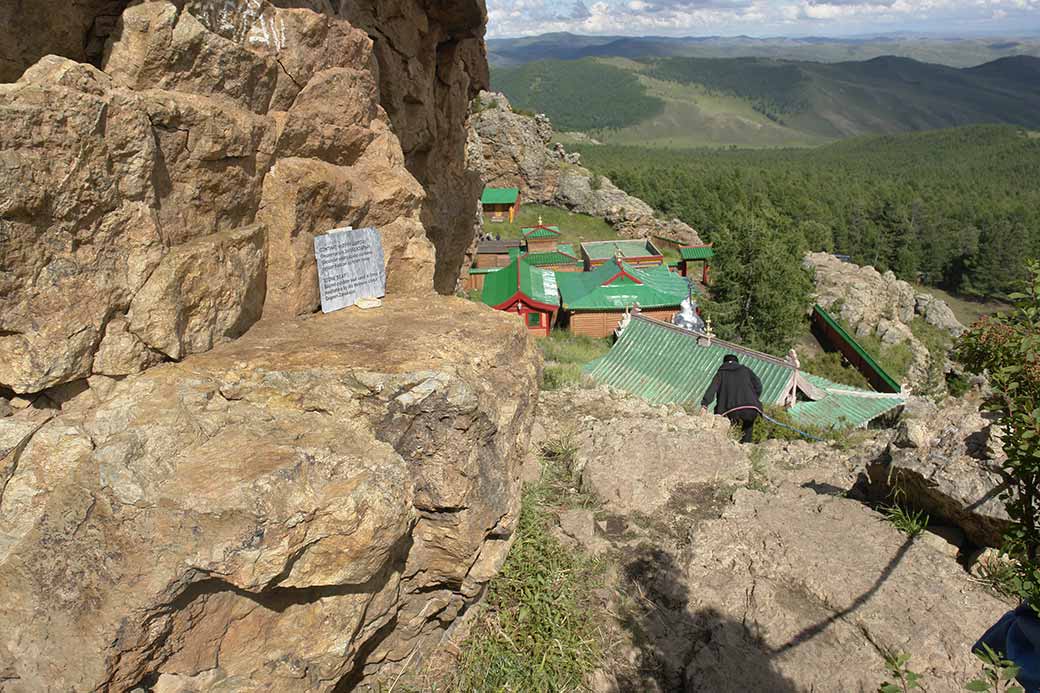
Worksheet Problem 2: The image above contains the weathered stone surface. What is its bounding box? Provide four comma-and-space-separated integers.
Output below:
469, 91, 703, 248
683, 484, 1006, 691
0, 297, 538, 692
127, 224, 267, 360
337, 1, 490, 294
533, 386, 1008, 692
537, 388, 748, 516
867, 396, 1011, 547
0, 1, 457, 393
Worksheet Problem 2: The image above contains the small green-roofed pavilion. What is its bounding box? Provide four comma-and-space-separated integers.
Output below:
522, 225, 562, 240
680, 245, 715, 261
480, 187, 520, 205
481, 256, 560, 310
557, 259, 693, 310
583, 316, 905, 430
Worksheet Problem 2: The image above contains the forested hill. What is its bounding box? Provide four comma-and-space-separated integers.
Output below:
577, 125, 1040, 298
488, 33, 1040, 69
492, 55, 1040, 146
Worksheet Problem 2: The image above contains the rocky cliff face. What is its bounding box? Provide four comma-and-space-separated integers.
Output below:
469, 91, 702, 247
0, 2, 538, 690
0, 0, 488, 398
807, 252, 966, 392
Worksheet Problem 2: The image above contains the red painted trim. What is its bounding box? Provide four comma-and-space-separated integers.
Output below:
602, 268, 643, 286
492, 291, 559, 313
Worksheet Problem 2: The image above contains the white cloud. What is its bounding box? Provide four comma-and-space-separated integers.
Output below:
486, 0, 1040, 37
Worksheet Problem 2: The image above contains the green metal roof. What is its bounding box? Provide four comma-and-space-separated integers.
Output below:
789, 374, 906, 430
481, 256, 560, 310
582, 239, 662, 261
583, 317, 905, 430
481, 187, 520, 205
557, 260, 691, 311
523, 243, 581, 267
680, 246, 715, 261
522, 225, 562, 240
813, 305, 902, 393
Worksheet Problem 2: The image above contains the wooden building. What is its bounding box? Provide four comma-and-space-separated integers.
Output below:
481, 255, 560, 337
481, 187, 521, 223
678, 244, 714, 284
473, 239, 522, 269
556, 258, 691, 338
521, 222, 563, 253
580, 239, 664, 271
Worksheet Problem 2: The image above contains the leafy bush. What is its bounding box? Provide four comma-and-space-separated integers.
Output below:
957, 260, 1040, 610
800, 351, 871, 389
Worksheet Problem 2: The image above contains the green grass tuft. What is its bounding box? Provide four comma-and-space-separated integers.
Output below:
538, 331, 612, 391
883, 504, 930, 537
451, 444, 604, 692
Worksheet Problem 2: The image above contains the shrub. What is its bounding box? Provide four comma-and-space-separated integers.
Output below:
957, 260, 1040, 610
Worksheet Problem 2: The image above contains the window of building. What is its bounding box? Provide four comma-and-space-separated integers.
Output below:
527, 312, 542, 328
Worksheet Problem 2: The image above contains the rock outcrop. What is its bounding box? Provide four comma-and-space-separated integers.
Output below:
807, 252, 966, 392
0, 0, 488, 396
469, 91, 702, 247
866, 395, 1011, 548
0, 297, 538, 692
532, 388, 1008, 693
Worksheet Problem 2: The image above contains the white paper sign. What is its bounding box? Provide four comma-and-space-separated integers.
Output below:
314, 227, 386, 314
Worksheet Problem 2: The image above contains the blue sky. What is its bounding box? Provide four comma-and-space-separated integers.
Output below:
486, 0, 1040, 38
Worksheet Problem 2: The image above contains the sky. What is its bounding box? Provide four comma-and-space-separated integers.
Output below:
485, 0, 1040, 39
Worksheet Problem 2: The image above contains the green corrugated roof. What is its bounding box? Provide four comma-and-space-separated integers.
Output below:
522, 225, 561, 240
557, 259, 689, 311
582, 239, 662, 261
481, 256, 560, 309
680, 246, 715, 261
523, 243, 581, 267
789, 374, 905, 430
583, 317, 905, 430
481, 187, 520, 205
813, 305, 902, 393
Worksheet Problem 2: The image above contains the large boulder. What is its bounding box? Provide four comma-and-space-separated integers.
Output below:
537, 388, 749, 516
0, 1, 456, 396
683, 483, 1008, 691
0, 297, 538, 691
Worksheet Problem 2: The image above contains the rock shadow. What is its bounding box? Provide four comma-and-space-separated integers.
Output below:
613, 544, 799, 693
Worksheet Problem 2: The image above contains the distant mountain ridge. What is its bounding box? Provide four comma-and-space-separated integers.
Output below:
489, 32, 1040, 69
491, 54, 1040, 146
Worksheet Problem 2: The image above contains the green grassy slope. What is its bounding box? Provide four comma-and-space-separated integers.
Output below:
491, 59, 664, 132
493, 55, 1040, 147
